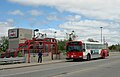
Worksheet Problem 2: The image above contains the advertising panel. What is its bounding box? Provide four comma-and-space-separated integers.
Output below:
8, 29, 19, 39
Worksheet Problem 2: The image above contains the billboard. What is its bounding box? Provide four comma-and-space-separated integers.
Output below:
8, 29, 19, 39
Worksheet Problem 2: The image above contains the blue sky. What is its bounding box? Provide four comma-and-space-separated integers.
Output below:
0, 0, 120, 45
0, 0, 64, 29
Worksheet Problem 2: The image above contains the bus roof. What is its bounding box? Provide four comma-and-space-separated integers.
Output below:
82, 41, 102, 44
68, 41, 102, 45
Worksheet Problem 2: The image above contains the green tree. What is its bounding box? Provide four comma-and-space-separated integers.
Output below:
58, 40, 67, 50
109, 44, 120, 52
58, 40, 68, 55
87, 38, 99, 42
0, 36, 8, 53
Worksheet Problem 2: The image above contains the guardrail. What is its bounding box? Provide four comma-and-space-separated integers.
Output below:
0, 57, 25, 64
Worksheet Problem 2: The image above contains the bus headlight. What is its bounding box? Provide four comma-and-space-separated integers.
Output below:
71, 55, 73, 58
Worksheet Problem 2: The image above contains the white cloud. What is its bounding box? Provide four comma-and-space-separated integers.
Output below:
65, 15, 81, 22
59, 20, 120, 45
8, 0, 120, 20
59, 20, 111, 30
8, 0, 120, 45
9, 10, 24, 16
0, 21, 15, 37
46, 14, 82, 21
29, 10, 42, 16
8, 0, 120, 24
38, 28, 67, 40
6, 19, 14, 23
47, 15, 59, 21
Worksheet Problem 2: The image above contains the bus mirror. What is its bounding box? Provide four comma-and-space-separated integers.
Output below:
83, 49, 86, 52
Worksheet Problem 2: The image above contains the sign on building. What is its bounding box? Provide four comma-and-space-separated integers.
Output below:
8, 29, 19, 39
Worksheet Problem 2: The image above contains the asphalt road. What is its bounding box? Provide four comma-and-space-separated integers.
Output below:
0, 53, 120, 77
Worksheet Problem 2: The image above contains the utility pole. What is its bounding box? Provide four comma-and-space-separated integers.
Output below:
103, 36, 105, 44
100, 27, 103, 43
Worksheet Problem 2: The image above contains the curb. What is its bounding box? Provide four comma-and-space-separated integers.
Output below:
0, 60, 65, 70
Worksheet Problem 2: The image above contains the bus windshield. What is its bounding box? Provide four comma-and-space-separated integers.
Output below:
66, 45, 82, 52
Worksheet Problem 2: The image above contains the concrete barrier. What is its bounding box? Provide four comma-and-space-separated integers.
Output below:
0, 57, 25, 64
109, 52, 120, 56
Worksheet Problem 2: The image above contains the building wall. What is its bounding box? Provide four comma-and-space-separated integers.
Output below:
8, 28, 32, 50
19, 28, 32, 44
9, 38, 19, 49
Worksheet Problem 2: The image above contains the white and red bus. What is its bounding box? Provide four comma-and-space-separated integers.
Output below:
66, 41, 109, 61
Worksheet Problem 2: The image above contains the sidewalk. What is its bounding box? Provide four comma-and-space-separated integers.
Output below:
0, 60, 65, 70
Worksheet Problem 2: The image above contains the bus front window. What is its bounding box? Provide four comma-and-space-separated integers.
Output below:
67, 46, 82, 52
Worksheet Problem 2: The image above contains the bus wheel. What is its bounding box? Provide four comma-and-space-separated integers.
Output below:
87, 54, 91, 61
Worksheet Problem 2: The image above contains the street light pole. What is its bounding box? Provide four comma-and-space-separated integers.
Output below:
54, 31, 57, 38
66, 33, 68, 40
100, 27, 103, 43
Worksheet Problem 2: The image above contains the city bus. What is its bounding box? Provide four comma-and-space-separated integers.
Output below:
66, 41, 109, 61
